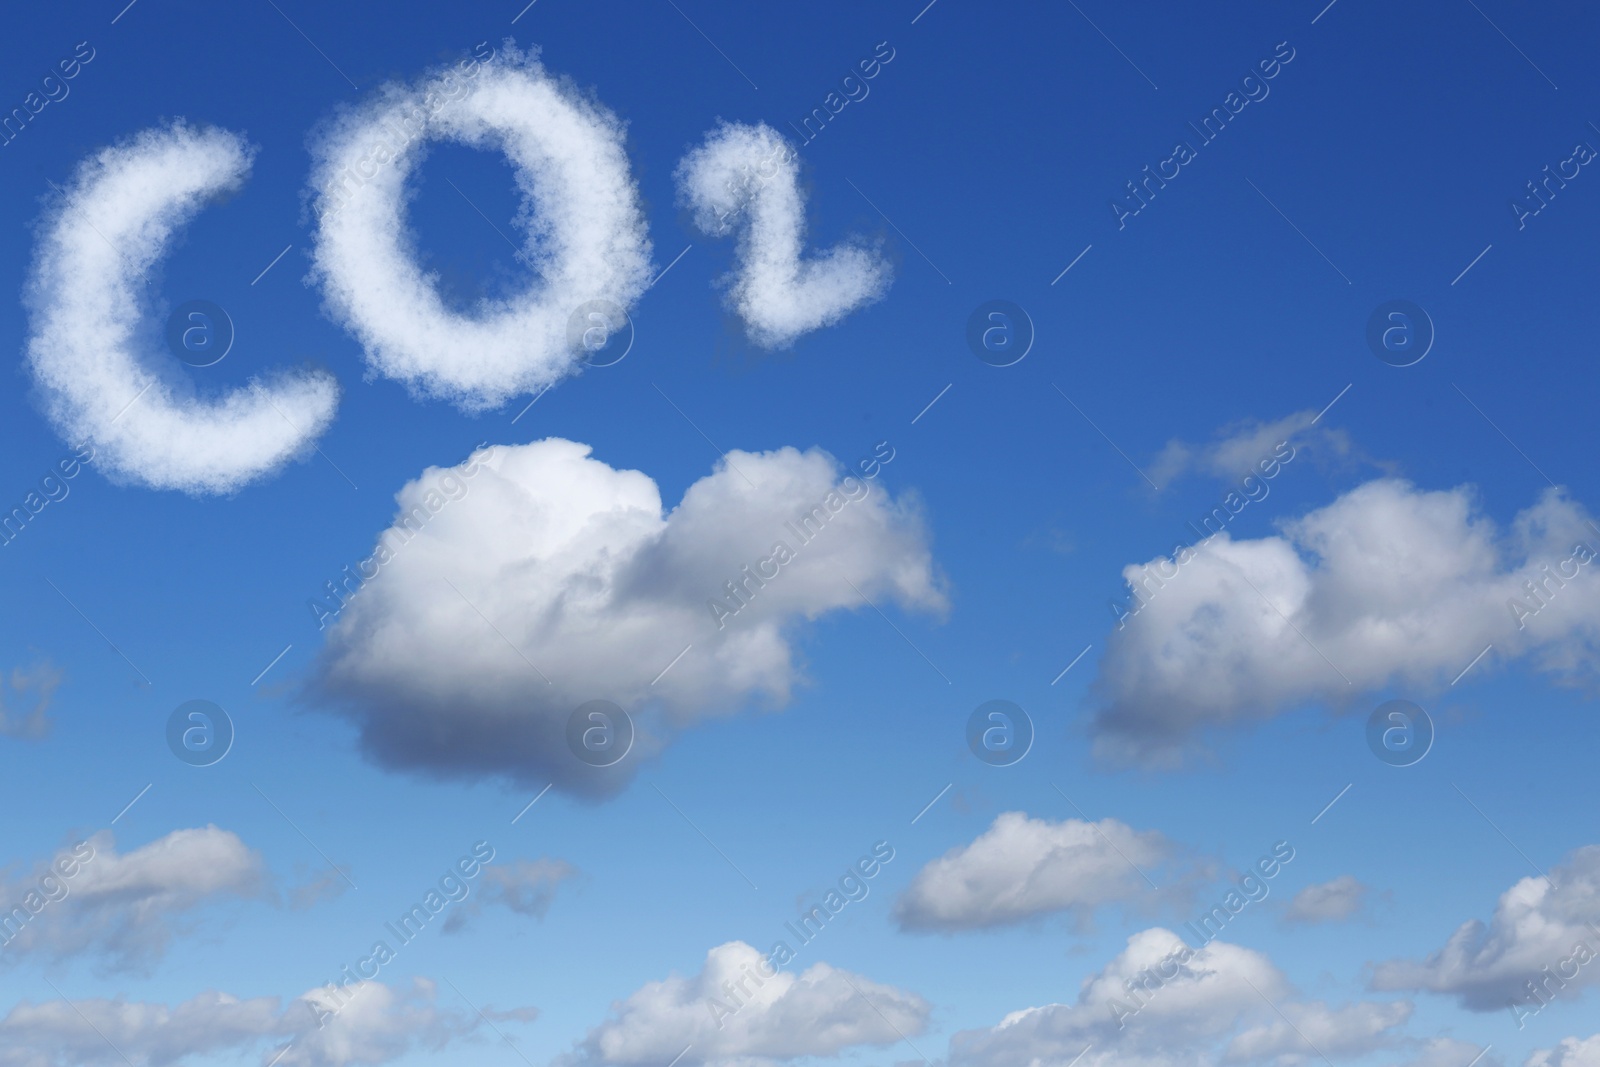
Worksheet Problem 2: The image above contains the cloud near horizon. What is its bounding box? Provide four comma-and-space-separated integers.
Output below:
947, 927, 1411, 1067
0, 977, 524, 1067
564, 940, 929, 1067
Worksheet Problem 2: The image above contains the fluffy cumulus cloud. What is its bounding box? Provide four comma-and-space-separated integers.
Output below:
893, 812, 1190, 932
1284, 875, 1367, 925
0, 977, 520, 1067
1394, 1039, 1502, 1067
1529, 1036, 1600, 1067
0, 827, 264, 969
308, 42, 652, 411
566, 940, 929, 1067
313, 438, 944, 795
1094, 479, 1600, 765
1223, 1000, 1412, 1064
677, 122, 890, 348
24, 122, 340, 494
1371, 845, 1600, 1012
948, 928, 1410, 1067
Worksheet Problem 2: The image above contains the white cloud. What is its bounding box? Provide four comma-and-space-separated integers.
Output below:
0, 977, 515, 1067
893, 812, 1186, 932
287, 866, 353, 911
1148, 409, 1358, 489
1284, 876, 1367, 925
287, 979, 496, 1067
1094, 479, 1600, 765
566, 940, 929, 1067
24, 122, 339, 494
313, 439, 944, 795
308, 42, 652, 411
442, 857, 576, 932
1392, 1038, 1500, 1067
1528, 1035, 1600, 1067
0, 827, 264, 969
1224, 1000, 1412, 1064
948, 928, 1410, 1067
677, 122, 890, 348
0, 660, 62, 740
1371, 845, 1600, 1011
947, 929, 1281, 1067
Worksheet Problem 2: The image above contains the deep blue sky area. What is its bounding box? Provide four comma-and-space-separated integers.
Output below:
0, 3, 1598, 1067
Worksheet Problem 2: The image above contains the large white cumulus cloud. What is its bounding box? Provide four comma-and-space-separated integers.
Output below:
308, 42, 652, 411
1094, 479, 1600, 765
677, 122, 890, 348
24, 122, 339, 494
312, 438, 944, 795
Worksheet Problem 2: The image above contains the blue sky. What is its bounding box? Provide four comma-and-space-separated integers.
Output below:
1, 1, 1599, 1066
